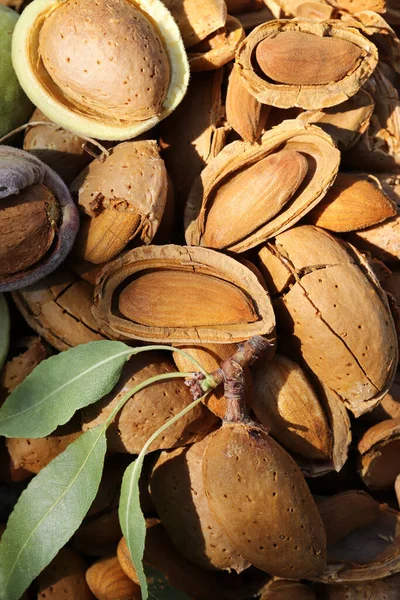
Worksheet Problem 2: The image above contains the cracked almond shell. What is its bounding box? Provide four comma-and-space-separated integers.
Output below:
315, 574, 400, 599
12, 0, 189, 141
235, 19, 378, 110
93, 245, 276, 344
358, 418, 400, 490
71, 141, 168, 264
259, 225, 398, 416
162, 0, 227, 48
11, 269, 109, 351
185, 121, 340, 252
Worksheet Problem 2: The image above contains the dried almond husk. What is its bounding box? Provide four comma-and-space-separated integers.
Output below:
159, 69, 226, 212
203, 421, 327, 578
86, 556, 141, 600
150, 435, 250, 572
82, 352, 218, 453
173, 343, 241, 418
6, 415, 82, 474
185, 121, 340, 252
235, 20, 378, 110
260, 579, 316, 599
37, 546, 94, 600
314, 573, 400, 599
117, 520, 269, 599
358, 418, 400, 489
306, 172, 397, 232
259, 225, 398, 416
23, 108, 92, 185
71, 141, 168, 264
314, 491, 400, 583
12, 0, 189, 140
327, 0, 385, 12
341, 11, 400, 75
342, 66, 400, 172
188, 16, 245, 72
162, 0, 227, 48
297, 87, 375, 150
93, 245, 276, 344
12, 269, 109, 352
226, 63, 270, 142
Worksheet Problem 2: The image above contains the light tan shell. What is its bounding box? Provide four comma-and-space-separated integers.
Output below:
159, 69, 226, 212
86, 555, 141, 600
23, 108, 92, 185
235, 20, 378, 110
358, 418, 400, 489
37, 546, 95, 600
188, 16, 245, 72
297, 88, 375, 150
11, 270, 109, 351
268, 0, 332, 18
226, 63, 270, 142
185, 121, 340, 252
259, 225, 398, 416
342, 67, 400, 172
150, 436, 250, 572
12, 0, 189, 140
71, 141, 168, 263
93, 245, 276, 344
313, 492, 400, 583
162, 0, 227, 48
341, 11, 400, 76
82, 351, 218, 454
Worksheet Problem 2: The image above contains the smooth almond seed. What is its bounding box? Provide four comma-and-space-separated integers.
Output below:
201, 149, 308, 248
118, 270, 259, 327
255, 31, 363, 86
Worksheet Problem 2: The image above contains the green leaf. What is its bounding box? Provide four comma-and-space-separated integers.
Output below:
0, 340, 133, 438
0, 294, 10, 370
119, 396, 203, 600
0, 426, 107, 600
146, 566, 190, 600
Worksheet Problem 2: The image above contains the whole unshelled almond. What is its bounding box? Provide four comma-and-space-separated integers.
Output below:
255, 31, 363, 86
201, 149, 308, 248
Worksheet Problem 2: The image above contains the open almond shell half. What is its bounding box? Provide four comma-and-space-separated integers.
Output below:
185, 121, 340, 252
358, 418, 400, 490
235, 19, 378, 110
93, 244, 276, 343
259, 225, 398, 416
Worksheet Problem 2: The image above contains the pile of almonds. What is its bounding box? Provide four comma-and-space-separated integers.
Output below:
2, 0, 400, 597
